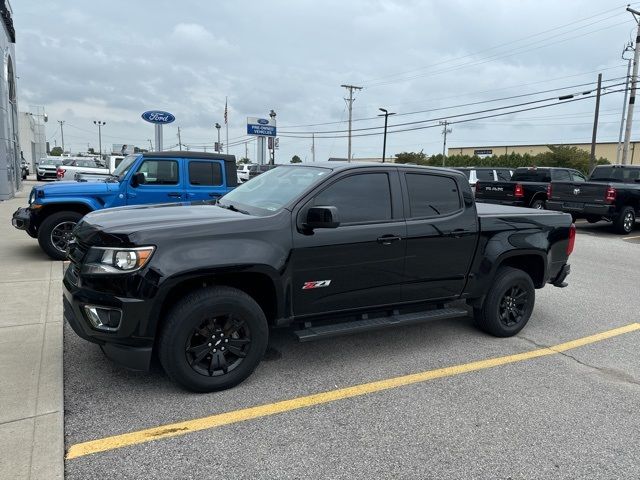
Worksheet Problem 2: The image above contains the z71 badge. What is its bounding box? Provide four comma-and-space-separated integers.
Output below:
302, 280, 332, 290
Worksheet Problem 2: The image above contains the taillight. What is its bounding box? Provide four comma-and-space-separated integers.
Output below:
546, 183, 552, 199
473, 182, 479, 195
514, 183, 524, 198
605, 186, 616, 203
567, 223, 576, 256
56, 167, 65, 179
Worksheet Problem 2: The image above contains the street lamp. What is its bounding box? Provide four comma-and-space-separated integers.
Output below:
93, 120, 106, 158
269, 110, 277, 165
378, 108, 395, 163
215, 122, 221, 152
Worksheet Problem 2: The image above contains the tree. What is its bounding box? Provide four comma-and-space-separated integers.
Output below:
237, 157, 251, 165
395, 151, 428, 165
290, 155, 302, 163
50, 146, 63, 156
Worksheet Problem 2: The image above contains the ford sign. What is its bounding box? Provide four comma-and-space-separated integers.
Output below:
257, 118, 269, 125
141, 111, 176, 124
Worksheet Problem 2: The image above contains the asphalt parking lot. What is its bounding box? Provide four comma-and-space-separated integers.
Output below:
60, 218, 640, 479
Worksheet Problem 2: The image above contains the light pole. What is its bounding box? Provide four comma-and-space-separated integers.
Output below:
93, 120, 106, 158
215, 123, 221, 152
378, 108, 395, 163
147, 139, 153, 151
57, 120, 65, 153
269, 110, 276, 165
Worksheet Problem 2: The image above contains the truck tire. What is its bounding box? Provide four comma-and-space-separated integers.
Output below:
159, 286, 269, 392
473, 266, 535, 337
37, 211, 83, 260
613, 206, 635, 234
586, 215, 600, 224
530, 199, 545, 210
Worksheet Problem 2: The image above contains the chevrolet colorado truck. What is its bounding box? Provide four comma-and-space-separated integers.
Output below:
546, 164, 640, 234
475, 167, 587, 209
63, 163, 574, 392
12, 151, 237, 259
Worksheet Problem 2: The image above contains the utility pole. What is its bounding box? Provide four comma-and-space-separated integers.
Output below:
147, 139, 153, 151
245, 141, 249, 161
440, 120, 452, 166
341, 84, 363, 162
622, 6, 640, 165
617, 42, 635, 163
590, 73, 603, 172
177, 126, 182, 151
215, 123, 221, 152
378, 108, 395, 163
57, 120, 65, 153
93, 120, 105, 159
312, 133, 315, 162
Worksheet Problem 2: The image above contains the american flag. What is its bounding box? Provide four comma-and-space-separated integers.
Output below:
224, 98, 228, 124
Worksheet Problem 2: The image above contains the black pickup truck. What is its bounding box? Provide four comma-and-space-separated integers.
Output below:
547, 164, 640, 234
475, 167, 587, 209
63, 163, 574, 392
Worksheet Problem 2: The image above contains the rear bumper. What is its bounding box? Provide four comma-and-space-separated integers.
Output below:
546, 200, 615, 218
475, 198, 526, 207
550, 263, 570, 288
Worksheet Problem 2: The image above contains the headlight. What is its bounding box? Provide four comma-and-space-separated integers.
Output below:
28, 189, 35, 205
81, 246, 155, 275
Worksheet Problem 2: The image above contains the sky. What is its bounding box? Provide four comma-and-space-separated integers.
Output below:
13, 0, 640, 163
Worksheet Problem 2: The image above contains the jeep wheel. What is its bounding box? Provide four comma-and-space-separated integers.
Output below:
37, 211, 83, 260
613, 206, 635, 235
159, 286, 269, 392
473, 266, 535, 337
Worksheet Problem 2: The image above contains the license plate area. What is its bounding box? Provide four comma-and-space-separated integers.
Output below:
563, 202, 584, 210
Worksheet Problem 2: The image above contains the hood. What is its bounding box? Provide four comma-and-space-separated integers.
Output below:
75, 202, 250, 245
37, 180, 117, 197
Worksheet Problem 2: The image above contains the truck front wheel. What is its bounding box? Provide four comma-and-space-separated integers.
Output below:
159, 286, 269, 392
37, 211, 83, 260
613, 206, 635, 234
473, 266, 535, 337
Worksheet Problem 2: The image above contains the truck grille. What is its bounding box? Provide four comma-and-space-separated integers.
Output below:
67, 237, 90, 268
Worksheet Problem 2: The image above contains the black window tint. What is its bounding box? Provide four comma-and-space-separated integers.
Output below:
455, 169, 471, 178
137, 160, 179, 185
406, 174, 461, 217
188, 161, 222, 186
313, 173, 392, 224
511, 169, 551, 182
476, 169, 494, 181
553, 169, 571, 181
571, 171, 586, 182
496, 169, 512, 181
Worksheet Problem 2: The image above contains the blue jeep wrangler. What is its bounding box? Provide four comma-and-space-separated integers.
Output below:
12, 151, 238, 259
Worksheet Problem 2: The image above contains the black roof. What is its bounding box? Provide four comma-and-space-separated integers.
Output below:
294, 161, 464, 176
142, 151, 236, 163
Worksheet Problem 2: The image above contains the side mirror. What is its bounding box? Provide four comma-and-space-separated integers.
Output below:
305, 206, 340, 229
131, 172, 146, 187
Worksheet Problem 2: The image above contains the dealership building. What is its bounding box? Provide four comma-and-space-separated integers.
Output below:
0, 0, 19, 200
449, 141, 640, 165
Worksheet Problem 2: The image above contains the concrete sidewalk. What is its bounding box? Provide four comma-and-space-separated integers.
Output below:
0, 183, 64, 479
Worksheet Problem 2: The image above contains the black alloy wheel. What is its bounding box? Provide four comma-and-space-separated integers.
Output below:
185, 314, 251, 377
498, 285, 528, 327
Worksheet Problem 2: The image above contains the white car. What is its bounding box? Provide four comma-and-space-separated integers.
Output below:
237, 164, 252, 182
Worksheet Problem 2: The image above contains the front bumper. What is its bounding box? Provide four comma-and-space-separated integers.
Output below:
63, 267, 154, 371
11, 207, 31, 231
546, 200, 615, 218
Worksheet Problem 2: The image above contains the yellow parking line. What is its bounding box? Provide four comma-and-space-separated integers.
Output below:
66, 322, 640, 460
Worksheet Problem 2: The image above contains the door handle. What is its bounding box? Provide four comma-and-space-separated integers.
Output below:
448, 229, 472, 238
377, 235, 402, 245
167, 192, 182, 198
208, 193, 220, 198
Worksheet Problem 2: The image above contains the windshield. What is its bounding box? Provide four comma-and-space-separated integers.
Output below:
590, 166, 640, 183
39, 159, 62, 166
220, 166, 330, 214
112, 154, 139, 179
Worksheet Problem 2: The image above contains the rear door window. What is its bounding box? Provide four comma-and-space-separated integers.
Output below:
188, 161, 222, 186
405, 173, 461, 218
511, 169, 551, 182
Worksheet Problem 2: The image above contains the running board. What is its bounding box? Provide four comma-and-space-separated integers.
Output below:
294, 307, 468, 342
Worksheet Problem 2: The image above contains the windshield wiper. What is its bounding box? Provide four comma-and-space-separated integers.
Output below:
217, 201, 250, 215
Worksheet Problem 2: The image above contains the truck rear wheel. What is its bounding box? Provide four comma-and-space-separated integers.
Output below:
530, 199, 545, 210
37, 211, 83, 260
159, 286, 269, 392
613, 206, 635, 234
473, 266, 535, 337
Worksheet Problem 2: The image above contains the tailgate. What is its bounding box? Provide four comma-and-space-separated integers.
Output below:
474, 181, 516, 200
550, 181, 608, 205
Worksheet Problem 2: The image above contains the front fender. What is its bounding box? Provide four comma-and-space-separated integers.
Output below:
38, 197, 102, 212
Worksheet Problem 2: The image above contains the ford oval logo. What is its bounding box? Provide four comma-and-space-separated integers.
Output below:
257, 118, 269, 125
141, 111, 176, 124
